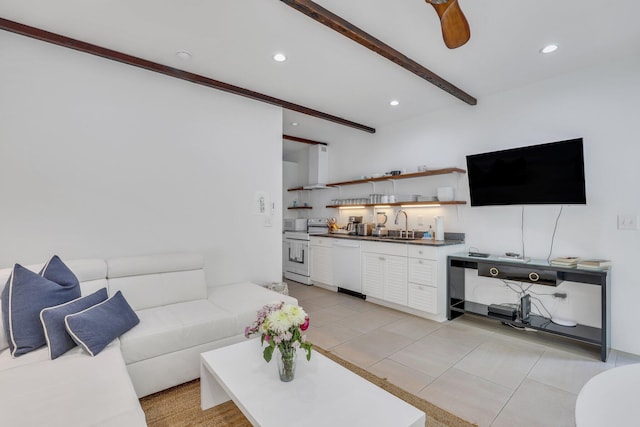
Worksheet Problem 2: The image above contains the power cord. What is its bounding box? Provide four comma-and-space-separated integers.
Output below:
500, 279, 554, 321
521, 205, 525, 260
546, 205, 564, 262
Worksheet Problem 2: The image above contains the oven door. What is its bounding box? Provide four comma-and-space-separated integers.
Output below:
283, 237, 311, 284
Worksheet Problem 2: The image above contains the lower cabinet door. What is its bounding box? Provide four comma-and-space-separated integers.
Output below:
408, 283, 438, 314
362, 253, 384, 299
383, 255, 407, 305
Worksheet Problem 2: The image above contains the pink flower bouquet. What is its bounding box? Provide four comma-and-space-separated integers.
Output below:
245, 302, 312, 363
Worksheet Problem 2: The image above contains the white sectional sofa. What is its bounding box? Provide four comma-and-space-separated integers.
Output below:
0, 252, 296, 426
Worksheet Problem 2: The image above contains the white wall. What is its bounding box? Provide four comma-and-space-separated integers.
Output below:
308, 55, 640, 355
0, 31, 284, 286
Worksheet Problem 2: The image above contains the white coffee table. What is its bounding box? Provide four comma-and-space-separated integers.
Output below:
575, 363, 640, 426
201, 339, 425, 427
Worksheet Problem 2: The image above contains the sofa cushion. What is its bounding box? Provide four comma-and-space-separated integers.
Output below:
208, 282, 298, 329
119, 299, 236, 364
1, 263, 81, 357
65, 291, 139, 356
41, 288, 109, 359
108, 269, 207, 311
106, 253, 206, 310
0, 342, 146, 426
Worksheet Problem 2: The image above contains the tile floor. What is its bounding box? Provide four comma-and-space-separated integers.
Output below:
287, 281, 640, 427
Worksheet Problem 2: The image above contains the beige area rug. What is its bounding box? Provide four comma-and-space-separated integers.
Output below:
140, 346, 476, 427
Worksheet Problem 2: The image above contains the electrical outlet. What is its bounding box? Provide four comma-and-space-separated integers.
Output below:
617, 215, 638, 230
417, 215, 424, 226
264, 217, 272, 227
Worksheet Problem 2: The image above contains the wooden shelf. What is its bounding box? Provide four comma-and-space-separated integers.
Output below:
287, 167, 466, 191
326, 201, 466, 208
288, 206, 313, 210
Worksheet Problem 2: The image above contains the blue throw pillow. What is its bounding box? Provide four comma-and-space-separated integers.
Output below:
65, 291, 139, 356
40, 288, 108, 359
1, 263, 81, 357
40, 255, 80, 290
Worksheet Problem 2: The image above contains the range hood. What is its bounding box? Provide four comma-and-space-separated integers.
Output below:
303, 145, 329, 190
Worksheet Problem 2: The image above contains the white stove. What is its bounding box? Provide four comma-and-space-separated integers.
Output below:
283, 218, 329, 285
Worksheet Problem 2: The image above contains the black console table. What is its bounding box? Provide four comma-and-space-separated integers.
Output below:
447, 253, 611, 361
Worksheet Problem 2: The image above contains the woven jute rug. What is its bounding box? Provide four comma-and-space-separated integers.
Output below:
140, 346, 476, 427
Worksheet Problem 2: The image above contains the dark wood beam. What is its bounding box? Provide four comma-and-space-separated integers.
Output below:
279, 0, 477, 106
0, 17, 376, 134
283, 134, 327, 145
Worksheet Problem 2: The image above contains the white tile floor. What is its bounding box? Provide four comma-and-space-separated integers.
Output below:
287, 281, 640, 427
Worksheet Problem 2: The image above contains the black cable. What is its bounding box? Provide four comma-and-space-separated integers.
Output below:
546, 205, 564, 262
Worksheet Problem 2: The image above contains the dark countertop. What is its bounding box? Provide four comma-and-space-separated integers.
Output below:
312, 233, 464, 247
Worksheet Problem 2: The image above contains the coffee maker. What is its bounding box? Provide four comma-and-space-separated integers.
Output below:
346, 216, 363, 235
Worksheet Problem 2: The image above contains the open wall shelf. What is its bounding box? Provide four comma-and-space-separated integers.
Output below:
287, 167, 466, 191
326, 201, 466, 208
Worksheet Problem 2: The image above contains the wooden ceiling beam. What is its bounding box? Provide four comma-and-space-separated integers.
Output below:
279, 0, 477, 106
283, 135, 328, 145
0, 17, 376, 134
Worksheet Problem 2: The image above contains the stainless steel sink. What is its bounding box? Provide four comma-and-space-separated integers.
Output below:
380, 236, 422, 241
379, 231, 423, 241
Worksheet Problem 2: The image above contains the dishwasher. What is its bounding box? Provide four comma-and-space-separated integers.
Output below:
332, 239, 363, 298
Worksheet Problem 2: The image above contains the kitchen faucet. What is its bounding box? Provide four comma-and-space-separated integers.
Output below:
394, 210, 409, 238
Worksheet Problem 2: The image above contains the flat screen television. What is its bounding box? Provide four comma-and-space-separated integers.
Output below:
466, 138, 586, 206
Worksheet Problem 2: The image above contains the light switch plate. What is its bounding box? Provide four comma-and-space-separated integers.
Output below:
617, 215, 638, 230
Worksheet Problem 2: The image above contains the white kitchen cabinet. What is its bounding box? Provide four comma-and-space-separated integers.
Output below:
384, 255, 408, 305
408, 258, 437, 313
361, 242, 408, 305
310, 237, 333, 286
315, 237, 462, 321
362, 252, 384, 299
407, 247, 442, 314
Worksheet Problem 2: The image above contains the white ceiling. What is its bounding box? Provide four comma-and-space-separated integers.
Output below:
2, 0, 640, 156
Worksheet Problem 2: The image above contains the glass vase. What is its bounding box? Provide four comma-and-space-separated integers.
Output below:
277, 347, 297, 382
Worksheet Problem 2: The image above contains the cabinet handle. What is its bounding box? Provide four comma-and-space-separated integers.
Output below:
418, 260, 423, 264
419, 250, 423, 255
379, 256, 385, 261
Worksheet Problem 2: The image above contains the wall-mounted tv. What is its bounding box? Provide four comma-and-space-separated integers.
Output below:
466, 138, 586, 206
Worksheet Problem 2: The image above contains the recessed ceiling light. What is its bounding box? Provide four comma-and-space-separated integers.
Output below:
176, 50, 192, 60
540, 44, 558, 54
389, 100, 400, 107
273, 53, 287, 62
291, 122, 299, 126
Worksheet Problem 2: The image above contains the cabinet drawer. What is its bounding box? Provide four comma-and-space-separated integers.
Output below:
408, 283, 437, 314
407, 245, 438, 260
408, 258, 436, 286
310, 237, 334, 248
362, 241, 408, 257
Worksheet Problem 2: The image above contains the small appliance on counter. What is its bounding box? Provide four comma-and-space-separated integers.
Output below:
346, 216, 363, 235
307, 218, 329, 235
283, 218, 307, 232
356, 223, 372, 236
372, 211, 388, 237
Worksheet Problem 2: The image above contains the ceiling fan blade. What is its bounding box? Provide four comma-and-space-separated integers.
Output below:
426, 0, 470, 49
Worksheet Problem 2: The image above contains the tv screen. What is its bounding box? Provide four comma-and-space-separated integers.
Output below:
466, 138, 586, 206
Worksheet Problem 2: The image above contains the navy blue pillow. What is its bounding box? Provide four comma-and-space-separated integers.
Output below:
40, 288, 108, 359
40, 255, 80, 290
1, 262, 81, 357
65, 291, 139, 357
